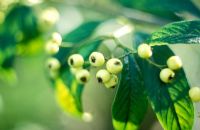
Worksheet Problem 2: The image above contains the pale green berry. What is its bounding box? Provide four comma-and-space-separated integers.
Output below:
137, 43, 152, 59
159, 68, 175, 83
189, 87, 200, 102
52, 32, 62, 46
167, 56, 182, 70
106, 58, 123, 74
89, 52, 105, 67
96, 69, 111, 83
46, 58, 61, 71
82, 112, 93, 122
49, 69, 59, 79
70, 67, 82, 75
75, 69, 90, 84
104, 75, 118, 88
68, 54, 84, 68
39, 7, 59, 27
45, 41, 59, 55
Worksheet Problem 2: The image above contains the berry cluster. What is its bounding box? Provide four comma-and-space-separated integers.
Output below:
45, 32, 62, 55
45, 36, 200, 102
137, 43, 182, 83
67, 52, 123, 88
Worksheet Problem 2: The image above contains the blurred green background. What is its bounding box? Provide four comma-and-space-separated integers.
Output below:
0, 0, 200, 130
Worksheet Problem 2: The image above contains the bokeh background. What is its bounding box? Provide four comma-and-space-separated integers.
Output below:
0, 0, 200, 130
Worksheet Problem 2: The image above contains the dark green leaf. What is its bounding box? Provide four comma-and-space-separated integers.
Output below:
0, 32, 16, 69
136, 45, 194, 130
112, 54, 148, 130
113, 0, 200, 20
3, 5, 39, 43
0, 32, 16, 83
147, 20, 200, 45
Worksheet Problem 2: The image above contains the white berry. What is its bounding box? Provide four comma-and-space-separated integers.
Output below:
104, 75, 118, 88
96, 69, 111, 83
75, 69, 90, 84
189, 87, 200, 102
89, 52, 105, 67
167, 56, 182, 70
49, 69, 59, 79
106, 58, 123, 74
51, 32, 62, 46
82, 112, 93, 122
70, 67, 82, 75
159, 68, 175, 83
46, 58, 61, 71
39, 7, 60, 27
68, 54, 84, 68
45, 41, 59, 55
137, 43, 152, 59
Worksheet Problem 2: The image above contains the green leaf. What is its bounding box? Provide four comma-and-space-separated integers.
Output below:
113, 0, 200, 19
0, 32, 16, 68
54, 78, 83, 116
51, 21, 102, 116
0, 32, 16, 83
16, 37, 45, 56
147, 20, 200, 45
56, 21, 102, 65
3, 5, 39, 43
136, 45, 194, 130
112, 53, 148, 130
62, 21, 102, 43
58, 39, 103, 116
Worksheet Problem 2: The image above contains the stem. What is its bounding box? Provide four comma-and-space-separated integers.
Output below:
68, 35, 112, 54
61, 34, 132, 54
110, 35, 134, 52
118, 51, 136, 59
60, 42, 74, 48
146, 59, 166, 69
59, 34, 165, 70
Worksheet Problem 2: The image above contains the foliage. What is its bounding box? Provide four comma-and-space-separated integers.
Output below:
1, 0, 200, 130
49, 19, 199, 129
0, 4, 42, 82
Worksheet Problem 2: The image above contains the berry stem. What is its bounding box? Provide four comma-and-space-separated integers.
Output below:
60, 42, 74, 48
118, 51, 136, 59
62, 34, 134, 58
111, 36, 134, 52
65, 35, 111, 55
146, 59, 166, 69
